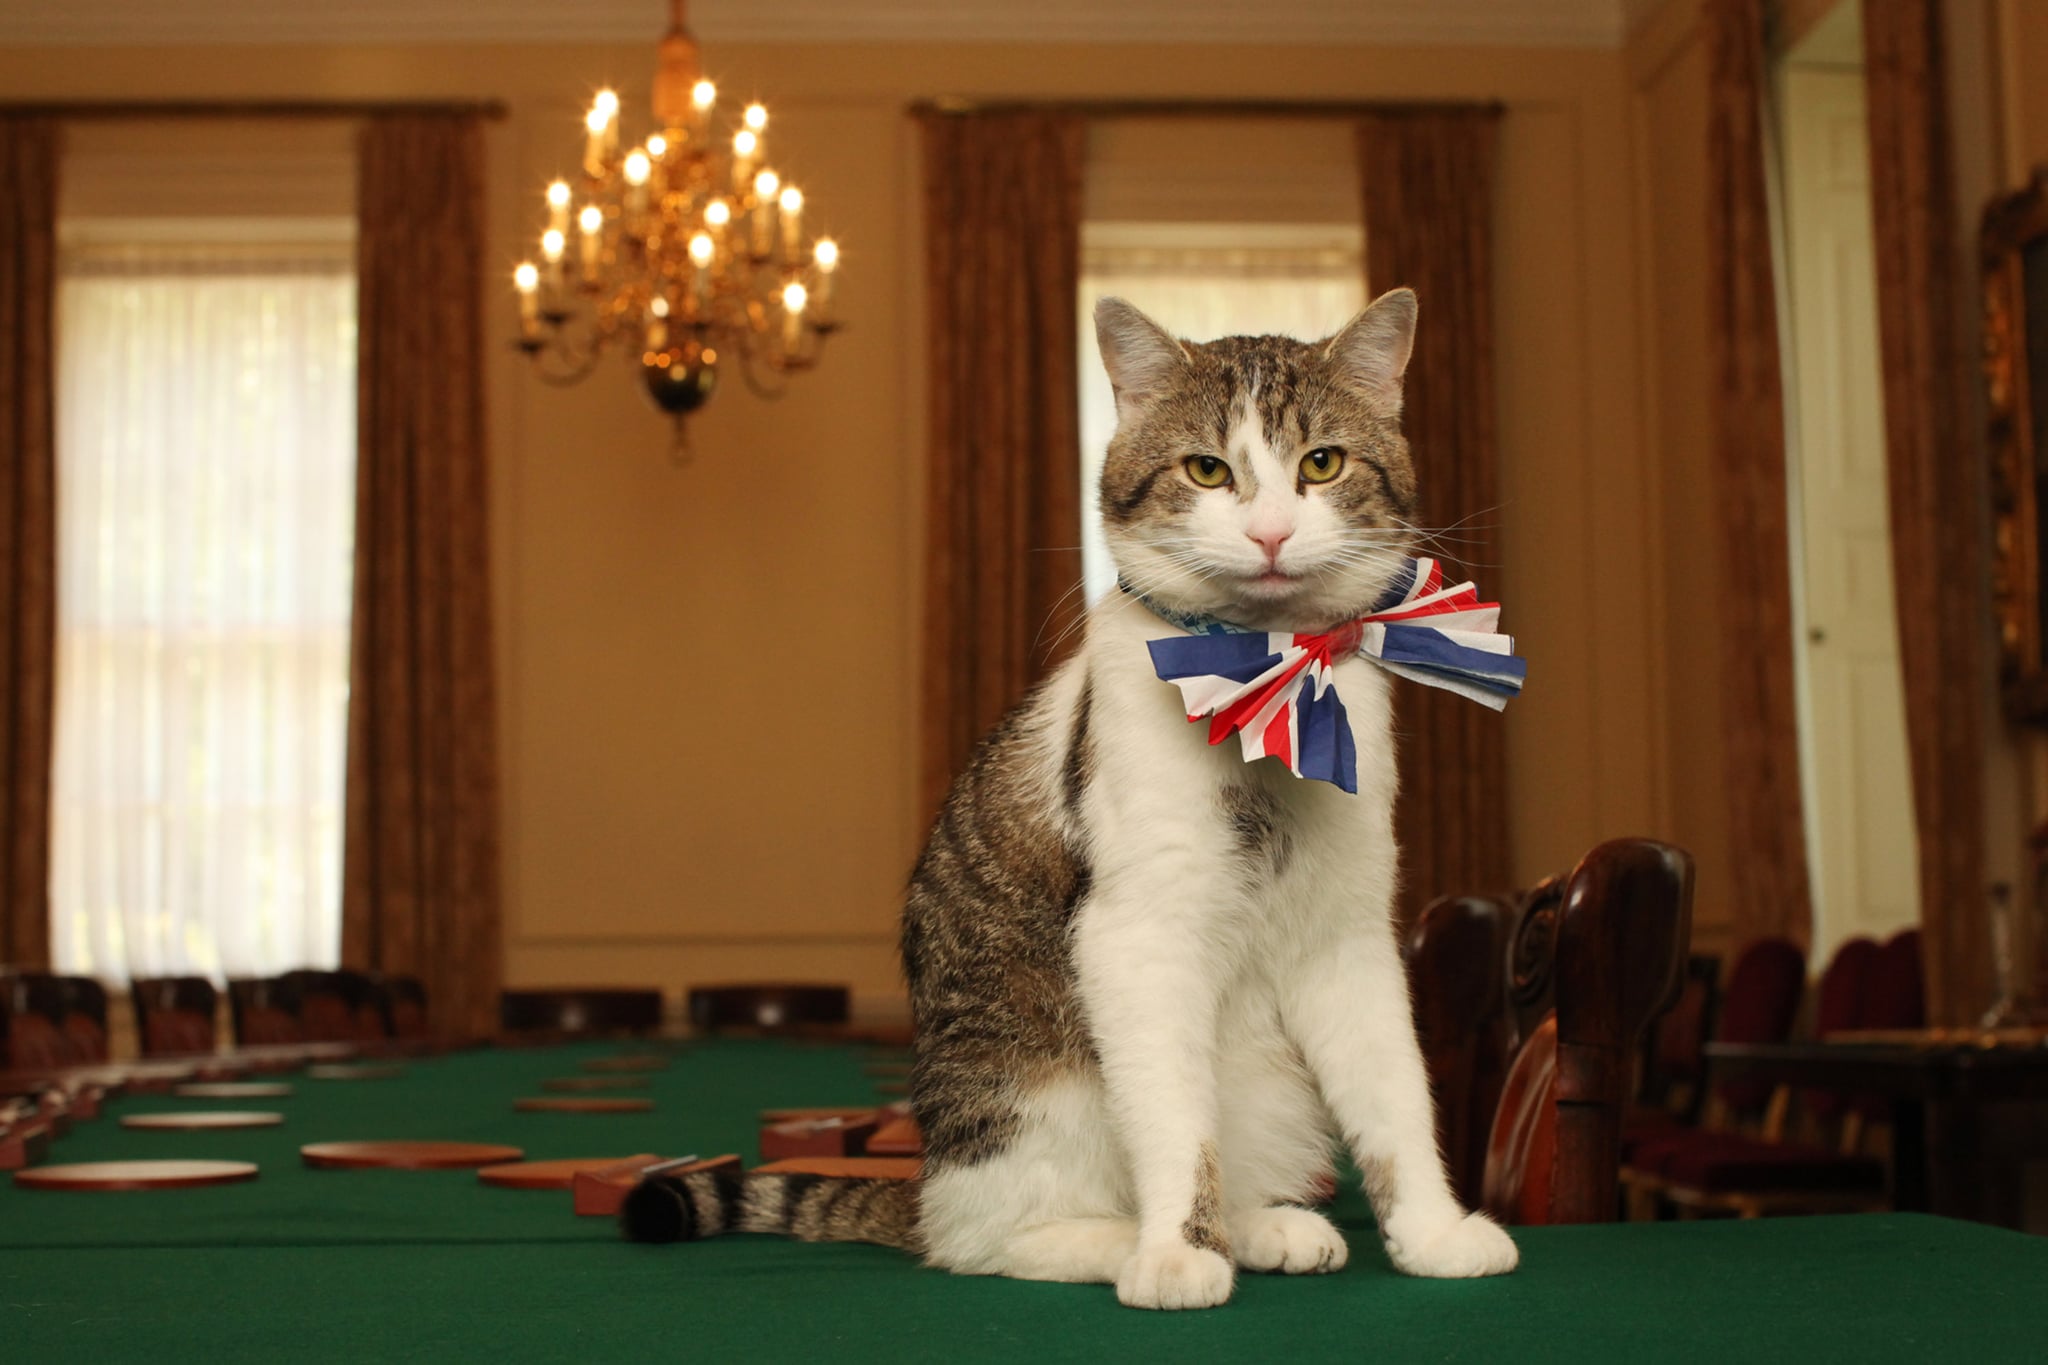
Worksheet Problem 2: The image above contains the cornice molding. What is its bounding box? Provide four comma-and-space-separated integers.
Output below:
1, 1, 1628, 50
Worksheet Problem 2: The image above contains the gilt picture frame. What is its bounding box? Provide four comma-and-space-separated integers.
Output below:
1982, 168, 2048, 722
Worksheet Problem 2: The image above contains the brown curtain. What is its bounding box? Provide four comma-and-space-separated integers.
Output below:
916, 110, 1087, 817
1357, 107, 1509, 923
342, 113, 503, 1040
1864, 1, 1989, 1024
1705, 0, 1813, 950
0, 117, 58, 971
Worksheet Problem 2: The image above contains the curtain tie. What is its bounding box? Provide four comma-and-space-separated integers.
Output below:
1129, 556, 1525, 793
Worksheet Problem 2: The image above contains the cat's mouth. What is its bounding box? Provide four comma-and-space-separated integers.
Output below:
1241, 569, 1308, 596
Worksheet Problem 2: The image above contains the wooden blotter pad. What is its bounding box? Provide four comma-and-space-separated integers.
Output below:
15, 1159, 259, 1191
540, 1076, 651, 1093
121, 1110, 285, 1130
301, 1140, 524, 1170
574, 1153, 743, 1216
581, 1055, 669, 1073
759, 1114, 879, 1160
514, 1096, 654, 1114
176, 1082, 294, 1099
306, 1064, 406, 1081
478, 1153, 662, 1190
866, 1114, 923, 1156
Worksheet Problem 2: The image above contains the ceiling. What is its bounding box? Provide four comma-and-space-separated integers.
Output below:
0, 0, 1638, 49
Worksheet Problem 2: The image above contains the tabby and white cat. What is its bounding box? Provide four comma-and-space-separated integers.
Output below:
625, 289, 1519, 1309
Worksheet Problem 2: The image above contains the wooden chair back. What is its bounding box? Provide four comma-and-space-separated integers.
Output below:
687, 984, 850, 1034
1637, 953, 1721, 1122
1403, 894, 1511, 1209
1411, 837, 1694, 1226
500, 988, 664, 1037
228, 977, 306, 1047
3, 973, 73, 1069
381, 975, 429, 1039
1709, 937, 1807, 1116
54, 976, 110, 1062
131, 976, 219, 1057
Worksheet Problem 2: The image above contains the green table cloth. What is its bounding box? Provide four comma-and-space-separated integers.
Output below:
5, 1039, 2043, 1362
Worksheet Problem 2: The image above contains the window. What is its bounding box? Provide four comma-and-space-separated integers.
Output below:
1076, 221, 1368, 602
51, 228, 358, 981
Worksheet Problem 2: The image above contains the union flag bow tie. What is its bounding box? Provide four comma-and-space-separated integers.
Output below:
1136, 556, 1526, 793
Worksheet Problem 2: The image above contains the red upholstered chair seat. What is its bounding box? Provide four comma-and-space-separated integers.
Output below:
1651, 1134, 1884, 1195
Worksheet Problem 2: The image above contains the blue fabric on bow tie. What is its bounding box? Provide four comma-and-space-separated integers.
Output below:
1135, 556, 1526, 791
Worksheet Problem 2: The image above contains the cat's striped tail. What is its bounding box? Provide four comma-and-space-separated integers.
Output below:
620, 1167, 923, 1253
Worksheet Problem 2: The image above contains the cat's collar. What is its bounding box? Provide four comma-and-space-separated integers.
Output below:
1117, 557, 1427, 639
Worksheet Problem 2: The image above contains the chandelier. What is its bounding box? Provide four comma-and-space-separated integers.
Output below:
511, 0, 840, 459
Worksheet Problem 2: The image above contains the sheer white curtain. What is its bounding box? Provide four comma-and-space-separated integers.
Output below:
52, 238, 357, 981
1076, 223, 1368, 602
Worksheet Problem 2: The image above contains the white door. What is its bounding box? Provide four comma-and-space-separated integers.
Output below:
1780, 66, 1922, 966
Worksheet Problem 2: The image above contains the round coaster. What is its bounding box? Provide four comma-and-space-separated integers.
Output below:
580, 1056, 668, 1073
306, 1064, 406, 1081
540, 1075, 651, 1093
301, 1140, 524, 1170
175, 1082, 295, 1099
477, 1154, 661, 1190
15, 1159, 259, 1191
513, 1096, 654, 1114
121, 1111, 285, 1130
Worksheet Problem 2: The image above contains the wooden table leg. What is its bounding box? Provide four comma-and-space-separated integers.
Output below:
1924, 1098, 1987, 1223
1890, 1098, 1929, 1213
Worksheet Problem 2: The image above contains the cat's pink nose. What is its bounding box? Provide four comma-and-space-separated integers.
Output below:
1248, 529, 1293, 564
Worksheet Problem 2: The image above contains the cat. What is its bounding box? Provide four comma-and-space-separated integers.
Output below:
622, 288, 1519, 1310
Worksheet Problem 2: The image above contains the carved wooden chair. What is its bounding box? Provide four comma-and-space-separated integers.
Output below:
1407, 837, 1696, 1225
130, 976, 220, 1057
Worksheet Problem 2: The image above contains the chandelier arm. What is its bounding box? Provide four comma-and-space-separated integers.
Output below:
737, 346, 791, 401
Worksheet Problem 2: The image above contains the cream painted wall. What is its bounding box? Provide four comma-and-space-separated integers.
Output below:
2, 38, 1663, 1010
1626, 3, 1737, 956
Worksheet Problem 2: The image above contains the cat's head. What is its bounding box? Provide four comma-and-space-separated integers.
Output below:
1093, 289, 1419, 631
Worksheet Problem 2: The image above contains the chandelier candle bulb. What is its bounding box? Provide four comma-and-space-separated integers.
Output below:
691, 79, 717, 135
778, 186, 804, 260
578, 204, 604, 273
781, 280, 807, 351
732, 129, 758, 192
688, 231, 715, 306
584, 105, 613, 177
546, 179, 571, 235
623, 150, 652, 214
541, 227, 566, 288
812, 237, 838, 316
744, 102, 767, 133
752, 169, 780, 258
514, 262, 540, 335
704, 197, 732, 242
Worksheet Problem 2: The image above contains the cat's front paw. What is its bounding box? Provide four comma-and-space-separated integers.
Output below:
1115, 1242, 1235, 1310
1231, 1205, 1349, 1275
1382, 1209, 1519, 1279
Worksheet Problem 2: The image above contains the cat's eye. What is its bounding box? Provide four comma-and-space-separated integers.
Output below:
1299, 447, 1345, 484
1183, 455, 1233, 489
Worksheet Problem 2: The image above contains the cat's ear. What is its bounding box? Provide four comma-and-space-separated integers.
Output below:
1094, 297, 1187, 424
1324, 287, 1417, 412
